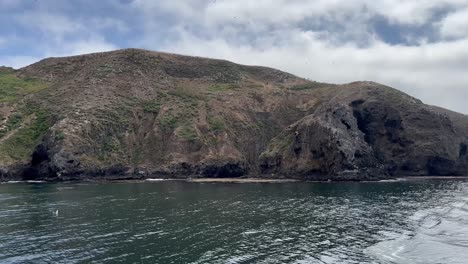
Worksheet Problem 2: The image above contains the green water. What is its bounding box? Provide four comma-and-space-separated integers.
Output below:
1, 180, 468, 263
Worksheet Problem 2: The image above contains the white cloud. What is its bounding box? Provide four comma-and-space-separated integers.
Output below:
134, 0, 468, 28
26, 36, 117, 61
132, 0, 203, 19
15, 10, 129, 43
439, 7, 468, 39
16, 13, 85, 37
7, 9, 118, 66
91, 17, 129, 33
49, 38, 118, 57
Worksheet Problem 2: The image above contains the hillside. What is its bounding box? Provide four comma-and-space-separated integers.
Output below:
0, 48, 467, 181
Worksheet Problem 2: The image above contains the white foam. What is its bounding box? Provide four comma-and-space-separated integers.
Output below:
145, 178, 167, 182
367, 194, 468, 264
6, 181, 23, 184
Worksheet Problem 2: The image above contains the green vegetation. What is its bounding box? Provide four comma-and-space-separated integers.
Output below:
98, 137, 122, 161
0, 73, 49, 103
262, 133, 295, 157
160, 110, 199, 130
0, 67, 14, 75
99, 64, 114, 72
92, 107, 131, 131
49, 64, 64, 71
380, 86, 420, 105
205, 118, 226, 146
21, 100, 42, 115
206, 137, 219, 146
55, 131, 65, 141
0, 113, 23, 138
102, 139, 121, 153
96, 64, 120, 77
289, 82, 328, 91
178, 126, 198, 142
152, 87, 205, 133
158, 101, 198, 131
160, 114, 179, 129
189, 101, 199, 108
0, 111, 52, 161
168, 86, 205, 101
207, 84, 237, 92
130, 145, 143, 167
142, 99, 161, 113
209, 118, 225, 132
5, 113, 23, 130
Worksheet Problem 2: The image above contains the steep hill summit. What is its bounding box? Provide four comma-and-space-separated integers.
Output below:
0, 48, 467, 181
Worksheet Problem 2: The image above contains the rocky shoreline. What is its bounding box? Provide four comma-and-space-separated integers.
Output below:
2, 174, 468, 184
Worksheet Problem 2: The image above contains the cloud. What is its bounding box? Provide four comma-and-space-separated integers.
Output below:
134, 0, 468, 27
1, 4, 119, 67
366, 0, 467, 25
0, 37, 116, 68
45, 38, 118, 57
16, 12, 85, 36
91, 17, 130, 33
439, 7, 468, 39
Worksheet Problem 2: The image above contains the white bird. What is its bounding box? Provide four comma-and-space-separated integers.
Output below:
53, 210, 59, 217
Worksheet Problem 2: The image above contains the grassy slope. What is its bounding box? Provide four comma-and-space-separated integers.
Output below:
0, 69, 52, 165
11, 49, 321, 172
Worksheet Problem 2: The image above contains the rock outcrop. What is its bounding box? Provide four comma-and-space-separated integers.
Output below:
260, 82, 468, 179
0, 49, 467, 181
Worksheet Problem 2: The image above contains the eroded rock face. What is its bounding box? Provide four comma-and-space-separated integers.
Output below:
260, 103, 386, 180
1, 49, 468, 181
260, 84, 468, 180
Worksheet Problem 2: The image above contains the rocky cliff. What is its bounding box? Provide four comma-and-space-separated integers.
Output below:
0, 49, 467, 181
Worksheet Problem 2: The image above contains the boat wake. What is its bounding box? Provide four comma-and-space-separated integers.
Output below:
366, 184, 468, 264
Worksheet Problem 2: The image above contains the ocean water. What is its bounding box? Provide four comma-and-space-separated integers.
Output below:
0, 179, 467, 263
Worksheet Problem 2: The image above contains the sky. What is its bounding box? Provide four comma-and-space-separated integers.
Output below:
1, 0, 468, 114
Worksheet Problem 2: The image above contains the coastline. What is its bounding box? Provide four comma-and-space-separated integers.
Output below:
2, 175, 468, 184
398, 176, 468, 181
186, 178, 300, 183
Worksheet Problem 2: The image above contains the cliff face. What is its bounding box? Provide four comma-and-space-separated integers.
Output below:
260, 83, 468, 180
0, 49, 467, 181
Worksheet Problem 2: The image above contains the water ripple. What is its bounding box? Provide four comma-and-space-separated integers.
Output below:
0, 180, 467, 263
